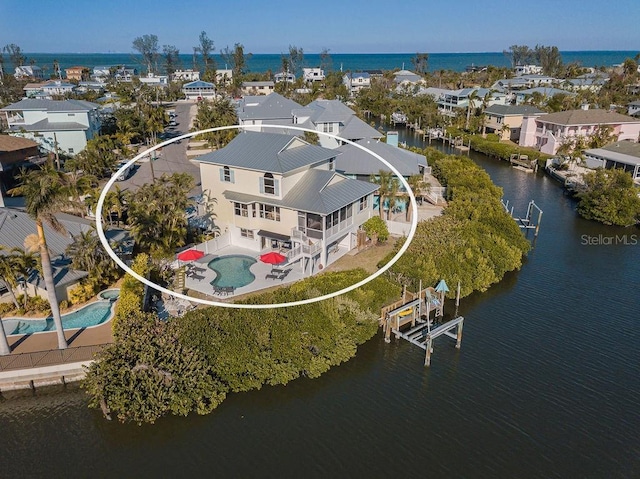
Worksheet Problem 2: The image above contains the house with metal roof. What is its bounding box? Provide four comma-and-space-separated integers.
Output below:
194, 131, 378, 273
0, 99, 102, 156
519, 108, 640, 155
514, 87, 576, 106
241, 81, 275, 96
237, 93, 302, 131
14, 66, 44, 80
483, 105, 545, 141
438, 88, 508, 116
182, 80, 216, 101
583, 141, 640, 183
291, 99, 383, 148
627, 100, 640, 117
303, 67, 325, 83
393, 70, 422, 85
343, 72, 371, 96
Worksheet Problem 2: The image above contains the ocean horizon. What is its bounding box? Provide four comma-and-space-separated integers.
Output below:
10, 50, 638, 75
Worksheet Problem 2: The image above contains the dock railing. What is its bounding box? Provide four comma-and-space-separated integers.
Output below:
0, 343, 109, 372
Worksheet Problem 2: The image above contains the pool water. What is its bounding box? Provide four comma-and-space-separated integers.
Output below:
208, 255, 257, 288
1, 293, 117, 336
99, 289, 120, 300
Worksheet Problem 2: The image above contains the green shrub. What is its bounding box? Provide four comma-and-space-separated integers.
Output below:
362, 216, 389, 242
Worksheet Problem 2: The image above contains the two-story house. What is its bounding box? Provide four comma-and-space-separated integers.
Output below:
0, 99, 102, 155
182, 80, 216, 101
173, 69, 200, 82
303, 67, 325, 83
241, 81, 275, 96
14, 66, 44, 80
519, 108, 640, 155
627, 100, 640, 117
343, 72, 371, 96
583, 141, 640, 183
65, 66, 90, 82
483, 105, 545, 141
195, 131, 378, 273
237, 93, 302, 131
438, 88, 508, 116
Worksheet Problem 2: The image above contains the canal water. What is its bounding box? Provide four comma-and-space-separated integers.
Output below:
1, 129, 639, 478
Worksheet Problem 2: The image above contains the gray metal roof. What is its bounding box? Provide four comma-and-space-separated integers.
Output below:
336, 139, 427, 177
339, 116, 383, 141
0, 209, 92, 258
484, 104, 545, 116
195, 131, 337, 174
0, 99, 100, 112
224, 170, 377, 215
10, 119, 89, 132
237, 93, 302, 121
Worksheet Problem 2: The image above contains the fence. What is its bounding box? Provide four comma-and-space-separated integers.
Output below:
0, 343, 109, 372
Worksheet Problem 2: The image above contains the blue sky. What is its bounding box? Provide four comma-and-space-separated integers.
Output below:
1, 0, 639, 54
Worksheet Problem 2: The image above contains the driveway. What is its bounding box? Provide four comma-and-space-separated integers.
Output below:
113, 101, 202, 197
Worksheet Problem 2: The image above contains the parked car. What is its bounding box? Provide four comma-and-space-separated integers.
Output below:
116, 161, 132, 181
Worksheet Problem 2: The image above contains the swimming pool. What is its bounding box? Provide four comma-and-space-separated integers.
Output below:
1, 290, 119, 336
208, 255, 257, 288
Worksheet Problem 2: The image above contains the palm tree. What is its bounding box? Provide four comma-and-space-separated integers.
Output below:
465, 90, 479, 131
404, 175, 426, 222
371, 170, 394, 219
10, 246, 38, 310
9, 162, 79, 350
0, 246, 21, 309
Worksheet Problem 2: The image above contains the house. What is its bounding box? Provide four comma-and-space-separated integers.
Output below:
41, 80, 76, 97
92, 65, 112, 79
182, 80, 216, 101
627, 100, 640, 117
65, 66, 90, 82
483, 105, 545, 141
563, 73, 609, 92
14, 66, 44, 80
514, 65, 543, 76
343, 72, 371, 95
215, 69, 233, 85
114, 66, 137, 82
0, 209, 128, 302
438, 88, 508, 116
172, 69, 200, 82
519, 108, 640, 155
583, 141, 640, 182
0, 99, 102, 156
393, 70, 422, 85
274, 72, 296, 83
139, 73, 169, 87
303, 67, 325, 83
194, 131, 378, 273
514, 87, 576, 105
241, 81, 275, 96
0, 136, 42, 207
23, 82, 47, 98
291, 99, 383, 148
237, 93, 302, 131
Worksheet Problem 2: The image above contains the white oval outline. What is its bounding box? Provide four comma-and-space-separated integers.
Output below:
96, 124, 418, 309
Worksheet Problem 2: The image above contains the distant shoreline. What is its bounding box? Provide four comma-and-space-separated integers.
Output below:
21, 49, 639, 55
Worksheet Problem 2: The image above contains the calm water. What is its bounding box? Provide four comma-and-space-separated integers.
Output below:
15, 50, 638, 75
1, 136, 639, 477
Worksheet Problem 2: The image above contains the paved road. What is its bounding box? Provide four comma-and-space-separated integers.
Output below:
114, 101, 202, 197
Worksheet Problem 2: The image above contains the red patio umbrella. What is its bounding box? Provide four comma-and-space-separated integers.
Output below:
259, 251, 286, 264
177, 249, 205, 261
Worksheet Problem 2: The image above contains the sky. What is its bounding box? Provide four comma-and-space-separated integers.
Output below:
1, 0, 639, 54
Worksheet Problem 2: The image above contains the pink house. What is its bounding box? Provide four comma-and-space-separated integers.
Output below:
519, 109, 640, 155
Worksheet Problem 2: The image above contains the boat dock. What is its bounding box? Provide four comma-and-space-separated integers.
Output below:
380, 281, 465, 366
502, 199, 543, 237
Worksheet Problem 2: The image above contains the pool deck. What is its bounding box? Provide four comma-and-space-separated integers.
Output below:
183, 244, 352, 300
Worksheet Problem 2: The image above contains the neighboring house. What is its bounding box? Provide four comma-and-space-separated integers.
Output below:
292, 99, 383, 148
0, 99, 102, 156
41, 80, 76, 97
583, 141, 640, 182
514, 65, 543, 76
514, 87, 576, 105
23, 82, 47, 98
0, 136, 41, 208
0, 209, 128, 302
182, 80, 216, 101
237, 93, 302, 131
14, 66, 44, 80
241, 81, 275, 96
519, 108, 640, 155
393, 70, 422, 85
215, 69, 233, 85
139, 73, 169, 87
92, 65, 112, 79
438, 88, 508, 116
172, 69, 200, 82
274, 72, 296, 83
65, 66, 90, 82
343, 72, 371, 95
194, 131, 378, 273
303, 67, 325, 83
627, 100, 640, 117
483, 105, 545, 141
114, 66, 137, 82
563, 73, 609, 93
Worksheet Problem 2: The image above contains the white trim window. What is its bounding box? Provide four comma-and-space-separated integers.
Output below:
240, 228, 254, 239
358, 195, 369, 211
259, 204, 280, 221
259, 173, 279, 195
219, 166, 235, 183
234, 202, 249, 217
